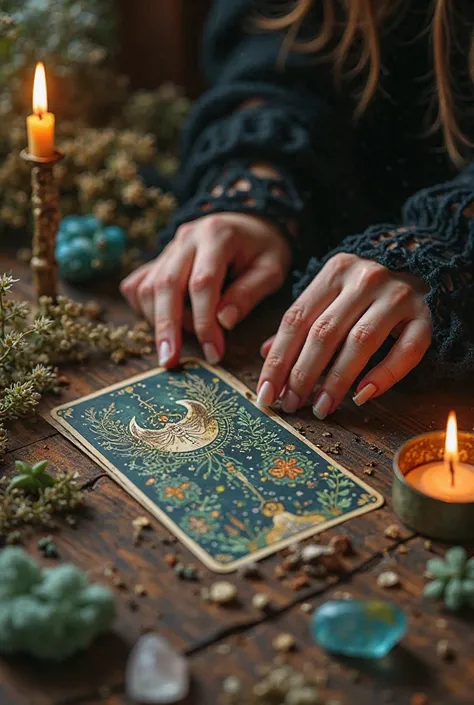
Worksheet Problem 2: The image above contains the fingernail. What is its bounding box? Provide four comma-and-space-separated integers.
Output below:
257, 381, 275, 408
158, 340, 172, 367
281, 389, 300, 414
353, 382, 377, 407
217, 305, 239, 331
203, 343, 221, 365
312, 391, 333, 420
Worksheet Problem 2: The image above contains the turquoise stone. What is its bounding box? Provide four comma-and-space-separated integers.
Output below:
56, 237, 96, 282
311, 599, 407, 658
93, 225, 126, 258
56, 215, 126, 283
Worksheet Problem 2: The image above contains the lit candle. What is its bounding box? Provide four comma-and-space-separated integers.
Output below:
406, 411, 474, 502
27, 62, 55, 159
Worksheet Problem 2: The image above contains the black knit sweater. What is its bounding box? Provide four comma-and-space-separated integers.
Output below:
162, 0, 474, 379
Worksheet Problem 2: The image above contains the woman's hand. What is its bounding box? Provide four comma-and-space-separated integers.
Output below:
257, 253, 432, 417
120, 212, 291, 367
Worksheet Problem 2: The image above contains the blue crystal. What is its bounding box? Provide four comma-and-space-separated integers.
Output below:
311, 599, 407, 659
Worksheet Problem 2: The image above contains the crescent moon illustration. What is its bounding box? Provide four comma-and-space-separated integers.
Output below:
129, 399, 219, 453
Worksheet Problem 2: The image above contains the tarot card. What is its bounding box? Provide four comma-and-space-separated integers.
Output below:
50, 359, 383, 572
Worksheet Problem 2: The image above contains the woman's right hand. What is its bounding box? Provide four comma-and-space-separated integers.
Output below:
120, 212, 292, 368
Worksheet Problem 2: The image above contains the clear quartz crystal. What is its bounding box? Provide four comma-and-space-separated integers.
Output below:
126, 633, 190, 704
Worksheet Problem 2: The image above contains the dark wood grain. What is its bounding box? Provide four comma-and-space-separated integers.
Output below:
1, 251, 473, 705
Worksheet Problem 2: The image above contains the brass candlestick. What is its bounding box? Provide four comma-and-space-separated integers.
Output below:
20, 148, 64, 302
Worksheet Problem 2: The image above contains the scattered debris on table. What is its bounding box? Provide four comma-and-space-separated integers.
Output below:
384, 524, 402, 540
37, 535, 59, 559
377, 571, 400, 589
436, 638, 456, 661
209, 581, 238, 605
272, 632, 296, 652
132, 515, 152, 544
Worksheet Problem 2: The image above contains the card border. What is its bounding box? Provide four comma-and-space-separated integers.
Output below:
48, 358, 384, 573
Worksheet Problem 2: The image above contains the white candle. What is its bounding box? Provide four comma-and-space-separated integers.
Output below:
406, 411, 474, 502
27, 62, 55, 159
406, 461, 474, 503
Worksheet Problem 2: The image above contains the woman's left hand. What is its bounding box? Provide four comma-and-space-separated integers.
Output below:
256, 253, 432, 418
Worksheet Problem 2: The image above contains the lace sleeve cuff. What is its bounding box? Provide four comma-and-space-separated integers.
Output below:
159, 160, 304, 250
294, 171, 474, 379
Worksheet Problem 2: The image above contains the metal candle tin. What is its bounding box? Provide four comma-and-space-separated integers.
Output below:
393, 430, 474, 542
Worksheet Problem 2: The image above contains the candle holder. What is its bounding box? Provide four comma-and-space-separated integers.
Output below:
20, 148, 64, 302
393, 431, 474, 542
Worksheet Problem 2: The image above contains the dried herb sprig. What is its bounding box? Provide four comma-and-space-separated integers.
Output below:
0, 471, 84, 542
0, 275, 153, 457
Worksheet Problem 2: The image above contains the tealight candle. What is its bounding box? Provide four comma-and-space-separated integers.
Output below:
27, 62, 55, 159
405, 412, 474, 502
393, 411, 474, 541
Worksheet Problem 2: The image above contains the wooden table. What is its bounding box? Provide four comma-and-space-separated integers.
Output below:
1, 251, 474, 705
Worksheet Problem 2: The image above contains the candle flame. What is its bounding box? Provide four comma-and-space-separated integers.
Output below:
445, 410, 458, 461
33, 62, 48, 116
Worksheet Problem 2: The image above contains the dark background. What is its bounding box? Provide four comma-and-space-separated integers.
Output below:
117, 0, 211, 97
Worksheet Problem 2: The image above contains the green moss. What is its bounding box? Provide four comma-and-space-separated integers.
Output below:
0, 548, 116, 660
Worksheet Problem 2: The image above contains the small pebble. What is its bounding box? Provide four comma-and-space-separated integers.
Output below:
424, 540, 433, 551
331, 590, 352, 600
301, 544, 334, 564
216, 644, 231, 655
303, 564, 327, 578
145, 478, 156, 486
134, 584, 147, 597
272, 633, 296, 652
363, 467, 374, 475
165, 553, 177, 567
37, 535, 54, 550
411, 695, 429, 705
289, 575, 310, 591
300, 602, 313, 614
377, 571, 400, 589
282, 554, 301, 571
222, 676, 242, 695
275, 565, 286, 580
104, 565, 115, 578
284, 687, 320, 705
182, 565, 198, 581
65, 515, 77, 528
174, 563, 185, 578
132, 516, 151, 531
209, 581, 238, 604
329, 534, 352, 555
238, 561, 261, 579
398, 544, 408, 554
44, 543, 59, 559
436, 639, 455, 661
252, 593, 271, 611
384, 524, 401, 540
322, 431, 332, 437
113, 576, 126, 589
436, 618, 448, 630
